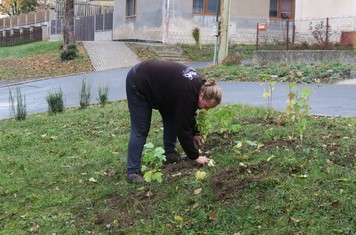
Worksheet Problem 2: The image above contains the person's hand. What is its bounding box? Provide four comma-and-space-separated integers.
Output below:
194, 156, 210, 165
193, 135, 203, 148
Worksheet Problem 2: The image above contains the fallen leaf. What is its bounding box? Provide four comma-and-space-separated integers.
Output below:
209, 212, 217, 221
166, 223, 173, 229
195, 171, 207, 180
89, 177, 97, 183
331, 200, 341, 207
297, 174, 308, 178
30, 223, 39, 232
172, 172, 182, 177
146, 190, 154, 197
174, 215, 184, 222
281, 206, 290, 212
277, 115, 283, 125
289, 216, 301, 223
208, 159, 216, 167
267, 155, 275, 161
194, 188, 202, 195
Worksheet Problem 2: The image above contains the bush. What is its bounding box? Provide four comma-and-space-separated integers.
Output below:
192, 27, 201, 49
8, 87, 27, 121
60, 44, 78, 61
46, 88, 64, 114
79, 79, 92, 109
222, 52, 241, 66
97, 84, 110, 107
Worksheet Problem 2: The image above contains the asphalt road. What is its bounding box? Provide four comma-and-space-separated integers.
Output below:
1, 63, 356, 120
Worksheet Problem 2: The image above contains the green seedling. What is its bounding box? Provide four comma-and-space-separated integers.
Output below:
141, 143, 166, 187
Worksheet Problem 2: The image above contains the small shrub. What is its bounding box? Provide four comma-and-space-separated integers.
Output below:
79, 79, 92, 109
222, 52, 241, 66
46, 88, 64, 114
97, 84, 110, 107
192, 27, 202, 49
141, 143, 166, 186
60, 44, 78, 61
309, 21, 334, 48
8, 87, 27, 121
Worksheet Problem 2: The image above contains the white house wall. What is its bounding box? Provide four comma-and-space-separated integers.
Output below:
113, 0, 355, 45
113, 0, 165, 41
293, 0, 356, 43
113, 0, 273, 44
295, 0, 356, 19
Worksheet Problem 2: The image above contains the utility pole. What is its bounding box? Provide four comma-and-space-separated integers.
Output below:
213, 0, 221, 65
217, 0, 231, 64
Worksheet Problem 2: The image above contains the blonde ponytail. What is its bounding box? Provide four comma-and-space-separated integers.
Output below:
200, 78, 222, 104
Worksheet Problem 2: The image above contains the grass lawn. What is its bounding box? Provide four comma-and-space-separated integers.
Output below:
0, 101, 355, 234
0, 41, 93, 81
0, 41, 355, 234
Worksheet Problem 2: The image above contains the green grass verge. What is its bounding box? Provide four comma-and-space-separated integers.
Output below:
0, 101, 354, 234
0, 41, 63, 59
198, 61, 356, 84
0, 41, 93, 81
180, 44, 256, 62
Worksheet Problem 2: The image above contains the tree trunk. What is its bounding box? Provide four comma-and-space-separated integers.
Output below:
63, 0, 75, 50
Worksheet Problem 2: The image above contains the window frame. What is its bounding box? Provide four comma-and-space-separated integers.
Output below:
193, 0, 220, 16
269, 0, 294, 19
126, 0, 136, 17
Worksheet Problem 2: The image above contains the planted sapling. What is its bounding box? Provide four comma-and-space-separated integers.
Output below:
141, 143, 166, 195
285, 82, 312, 140
260, 74, 277, 120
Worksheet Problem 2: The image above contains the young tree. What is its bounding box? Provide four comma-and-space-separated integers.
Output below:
63, 0, 75, 50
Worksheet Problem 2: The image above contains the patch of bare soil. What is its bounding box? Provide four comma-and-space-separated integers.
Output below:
162, 160, 202, 180
211, 168, 257, 201
94, 192, 152, 230
204, 131, 235, 152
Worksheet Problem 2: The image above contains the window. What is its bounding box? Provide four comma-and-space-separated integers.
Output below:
193, 0, 220, 15
126, 0, 136, 17
269, 0, 294, 19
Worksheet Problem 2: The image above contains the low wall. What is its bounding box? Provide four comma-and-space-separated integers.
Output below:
253, 50, 356, 64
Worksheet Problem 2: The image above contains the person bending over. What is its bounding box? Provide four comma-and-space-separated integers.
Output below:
125, 60, 222, 183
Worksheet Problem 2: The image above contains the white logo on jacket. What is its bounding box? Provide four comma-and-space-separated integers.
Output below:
182, 67, 199, 80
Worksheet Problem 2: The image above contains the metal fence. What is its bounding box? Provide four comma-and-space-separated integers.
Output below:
256, 15, 356, 50
0, 26, 42, 47
55, 1, 114, 18
50, 13, 113, 41
0, 9, 50, 29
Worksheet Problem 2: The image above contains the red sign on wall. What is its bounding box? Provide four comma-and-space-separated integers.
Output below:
258, 23, 267, 31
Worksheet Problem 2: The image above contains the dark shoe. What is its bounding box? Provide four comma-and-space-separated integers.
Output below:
127, 173, 145, 184
165, 151, 188, 164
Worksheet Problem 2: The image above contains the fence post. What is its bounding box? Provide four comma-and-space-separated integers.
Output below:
292, 20, 295, 44
103, 12, 105, 30
41, 23, 49, 40
326, 17, 329, 46
286, 19, 289, 50
256, 23, 259, 50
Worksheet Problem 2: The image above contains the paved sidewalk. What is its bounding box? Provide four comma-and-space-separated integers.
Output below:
83, 41, 141, 71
